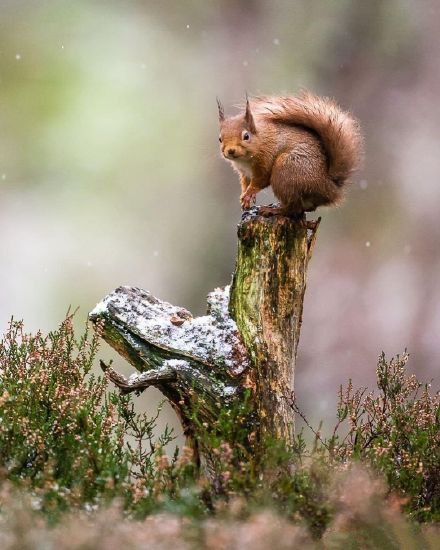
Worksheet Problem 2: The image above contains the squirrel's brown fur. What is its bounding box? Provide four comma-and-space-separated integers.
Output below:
218, 91, 363, 216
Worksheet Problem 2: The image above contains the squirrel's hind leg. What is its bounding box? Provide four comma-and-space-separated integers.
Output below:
258, 205, 317, 230
258, 205, 303, 219
270, 151, 334, 215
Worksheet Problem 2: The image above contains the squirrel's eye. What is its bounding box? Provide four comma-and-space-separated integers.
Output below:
219, 136, 222, 143
242, 131, 250, 141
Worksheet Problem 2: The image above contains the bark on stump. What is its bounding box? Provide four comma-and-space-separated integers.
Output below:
89, 207, 320, 474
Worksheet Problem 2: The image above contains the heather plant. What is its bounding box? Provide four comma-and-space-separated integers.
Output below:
0, 316, 197, 520
119, 399, 200, 518
179, 395, 334, 537
324, 351, 440, 522
0, 315, 224, 524
0, 316, 129, 516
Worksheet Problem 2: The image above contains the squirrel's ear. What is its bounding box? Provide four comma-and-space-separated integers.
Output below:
244, 94, 257, 134
217, 97, 225, 122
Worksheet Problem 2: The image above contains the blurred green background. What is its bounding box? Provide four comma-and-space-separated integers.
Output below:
1, 0, 439, 433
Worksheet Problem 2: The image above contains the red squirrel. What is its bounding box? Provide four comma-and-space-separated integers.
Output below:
218, 91, 362, 216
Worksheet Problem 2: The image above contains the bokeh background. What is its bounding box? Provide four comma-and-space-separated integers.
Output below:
1, 0, 439, 436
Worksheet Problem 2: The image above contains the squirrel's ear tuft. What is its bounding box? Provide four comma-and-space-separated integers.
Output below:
244, 94, 257, 134
217, 97, 225, 122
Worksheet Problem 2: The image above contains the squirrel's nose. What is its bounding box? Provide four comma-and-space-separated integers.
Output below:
227, 148, 236, 157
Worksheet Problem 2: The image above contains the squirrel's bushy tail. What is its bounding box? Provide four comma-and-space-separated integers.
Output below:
252, 91, 363, 185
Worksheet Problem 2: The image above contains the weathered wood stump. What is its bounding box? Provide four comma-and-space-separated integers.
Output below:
89, 207, 319, 474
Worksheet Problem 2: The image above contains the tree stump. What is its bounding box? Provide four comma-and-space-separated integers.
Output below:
89, 207, 320, 474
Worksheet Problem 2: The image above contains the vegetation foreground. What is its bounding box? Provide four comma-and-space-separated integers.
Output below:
0, 316, 438, 549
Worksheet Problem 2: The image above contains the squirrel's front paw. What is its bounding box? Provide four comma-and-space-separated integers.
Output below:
240, 190, 256, 210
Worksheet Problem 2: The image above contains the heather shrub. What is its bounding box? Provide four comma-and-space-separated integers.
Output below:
0, 316, 130, 516
325, 351, 440, 522
0, 316, 195, 520
0, 314, 222, 527
120, 399, 201, 519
